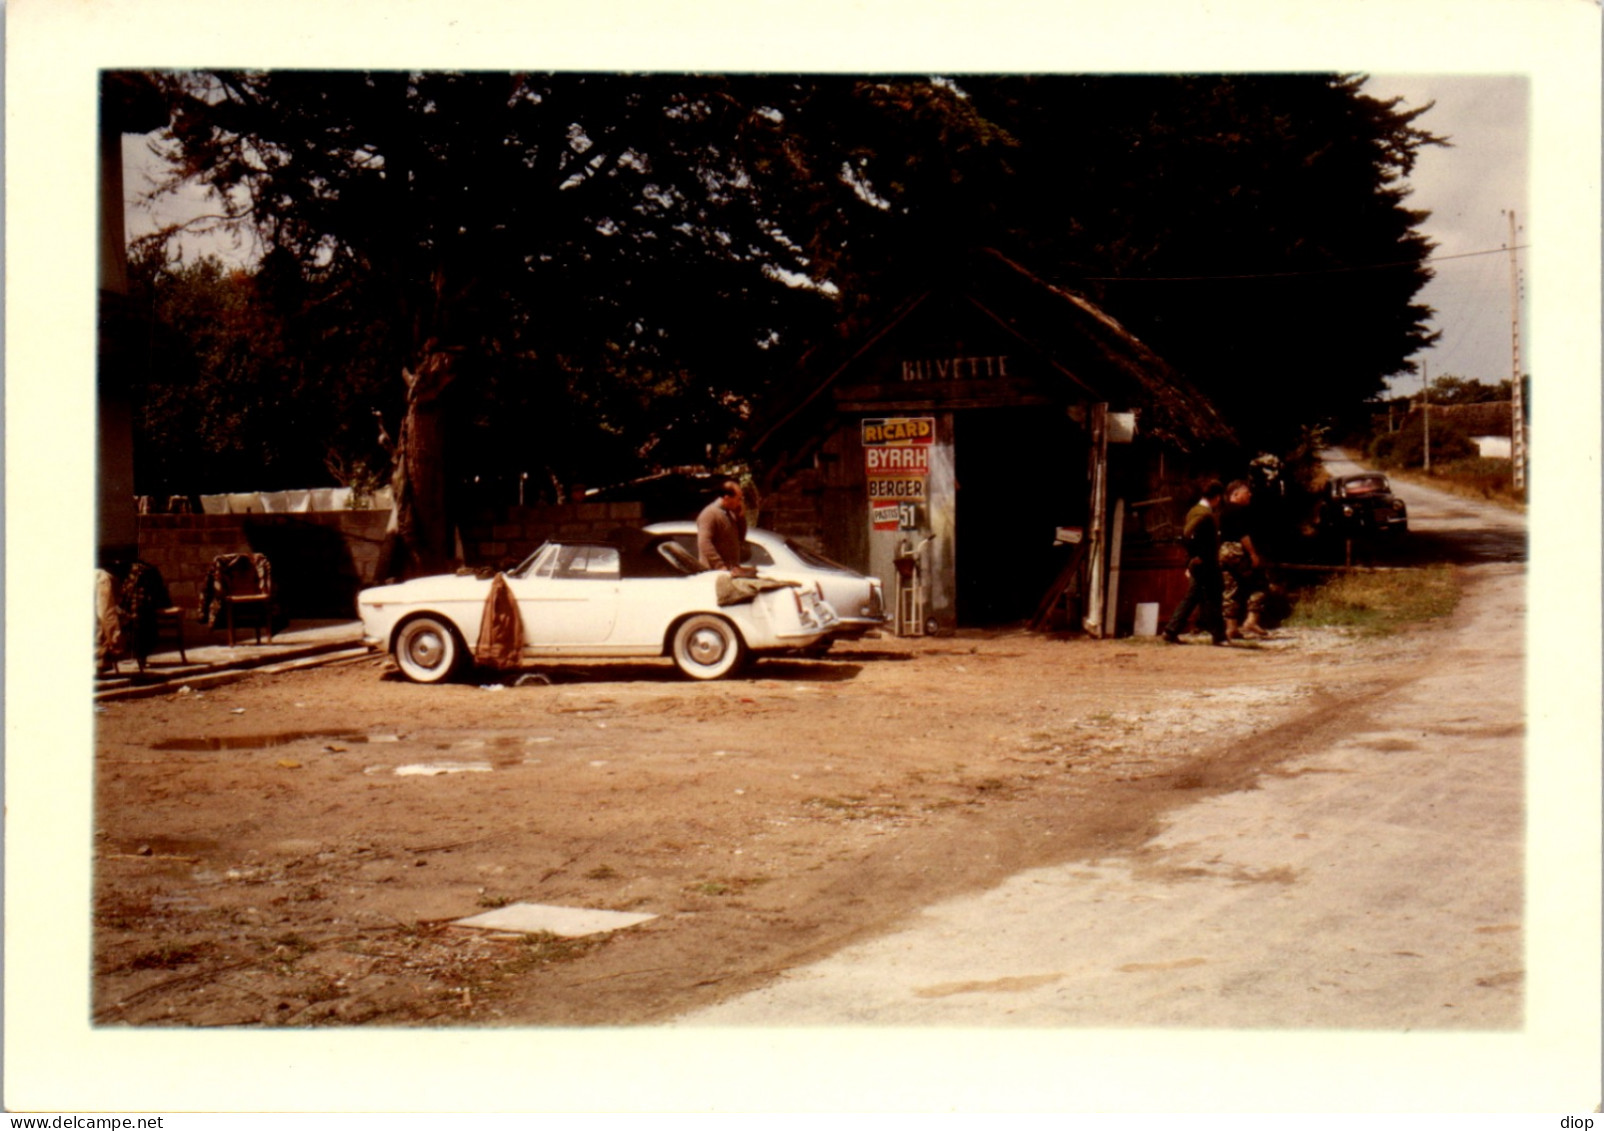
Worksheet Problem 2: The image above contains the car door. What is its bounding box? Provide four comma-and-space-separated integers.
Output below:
509, 543, 621, 646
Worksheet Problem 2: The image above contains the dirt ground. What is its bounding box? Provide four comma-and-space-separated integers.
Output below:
92, 609, 1443, 1028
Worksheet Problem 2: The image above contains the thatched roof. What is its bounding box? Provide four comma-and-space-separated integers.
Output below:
748, 248, 1236, 461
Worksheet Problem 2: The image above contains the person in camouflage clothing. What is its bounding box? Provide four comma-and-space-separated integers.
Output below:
1218, 479, 1270, 639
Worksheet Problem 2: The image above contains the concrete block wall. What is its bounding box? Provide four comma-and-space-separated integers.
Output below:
137, 510, 390, 620
459, 501, 643, 567
136, 502, 644, 620
761, 467, 829, 551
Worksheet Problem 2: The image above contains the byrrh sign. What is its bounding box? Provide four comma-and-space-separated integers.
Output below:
865, 445, 929, 473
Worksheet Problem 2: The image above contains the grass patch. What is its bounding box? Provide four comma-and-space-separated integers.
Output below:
1286, 564, 1461, 635
518, 930, 609, 965
127, 942, 213, 971
1387, 461, 1525, 510
802, 794, 905, 821
1352, 446, 1525, 511
684, 876, 770, 897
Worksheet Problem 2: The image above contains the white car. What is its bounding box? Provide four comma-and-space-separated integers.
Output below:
645, 522, 887, 640
358, 531, 840, 683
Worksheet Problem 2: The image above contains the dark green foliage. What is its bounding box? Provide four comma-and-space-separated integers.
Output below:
1368, 414, 1478, 468
1420, 375, 1513, 405
124, 246, 392, 497
962, 74, 1441, 450
123, 71, 1441, 503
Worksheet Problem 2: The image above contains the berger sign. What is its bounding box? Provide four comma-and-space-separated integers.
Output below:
867, 476, 926, 500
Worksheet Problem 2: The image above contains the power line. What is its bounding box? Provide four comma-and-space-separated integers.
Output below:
1082, 243, 1529, 283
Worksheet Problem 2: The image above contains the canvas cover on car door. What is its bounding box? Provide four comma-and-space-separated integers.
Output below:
474, 572, 524, 667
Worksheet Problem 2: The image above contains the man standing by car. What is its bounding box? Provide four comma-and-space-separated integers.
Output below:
697, 479, 757, 577
1163, 480, 1227, 645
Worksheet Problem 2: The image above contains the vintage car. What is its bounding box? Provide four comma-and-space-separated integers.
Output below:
357, 530, 840, 683
1318, 472, 1409, 538
644, 521, 887, 640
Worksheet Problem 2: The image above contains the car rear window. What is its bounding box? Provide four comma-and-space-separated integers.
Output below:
783, 539, 850, 571
1343, 476, 1388, 495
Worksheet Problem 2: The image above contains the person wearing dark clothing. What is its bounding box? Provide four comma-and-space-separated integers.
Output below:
1218, 479, 1270, 639
696, 479, 757, 577
1163, 481, 1227, 645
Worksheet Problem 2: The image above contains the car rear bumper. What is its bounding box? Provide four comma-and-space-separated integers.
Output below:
829, 616, 890, 638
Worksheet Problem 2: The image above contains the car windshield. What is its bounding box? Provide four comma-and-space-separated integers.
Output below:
510, 543, 553, 578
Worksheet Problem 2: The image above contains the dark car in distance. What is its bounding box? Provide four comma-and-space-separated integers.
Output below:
1319, 473, 1409, 539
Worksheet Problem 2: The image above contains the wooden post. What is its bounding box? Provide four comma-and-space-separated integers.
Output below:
1105, 498, 1126, 639
1082, 404, 1109, 636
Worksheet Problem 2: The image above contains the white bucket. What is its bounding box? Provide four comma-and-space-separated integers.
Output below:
1133, 602, 1160, 637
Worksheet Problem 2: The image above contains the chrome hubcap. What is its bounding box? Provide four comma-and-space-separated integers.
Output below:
687, 627, 727, 666
408, 630, 444, 667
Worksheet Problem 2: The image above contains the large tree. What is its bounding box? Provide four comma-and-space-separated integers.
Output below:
127, 71, 1441, 570
139, 72, 860, 572
809, 74, 1443, 447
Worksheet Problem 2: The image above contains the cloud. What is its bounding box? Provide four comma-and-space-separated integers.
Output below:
1366, 75, 1529, 388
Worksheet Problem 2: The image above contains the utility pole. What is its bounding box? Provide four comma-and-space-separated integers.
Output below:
1422, 358, 1431, 473
1507, 210, 1526, 490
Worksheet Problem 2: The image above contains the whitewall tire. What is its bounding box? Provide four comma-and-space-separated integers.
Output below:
393, 615, 465, 684
671, 615, 746, 680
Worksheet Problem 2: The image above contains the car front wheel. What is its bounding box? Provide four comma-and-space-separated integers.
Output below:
671, 614, 746, 680
393, 614, 465, 684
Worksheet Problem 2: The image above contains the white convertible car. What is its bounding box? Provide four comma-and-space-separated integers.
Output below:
357, 530, 840, 683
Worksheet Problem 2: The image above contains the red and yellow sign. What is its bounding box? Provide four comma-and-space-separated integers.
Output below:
864, 417, 935, 530
862, 417, 935, 446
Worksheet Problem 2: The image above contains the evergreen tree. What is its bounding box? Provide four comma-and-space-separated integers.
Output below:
124, 70, 1443, 571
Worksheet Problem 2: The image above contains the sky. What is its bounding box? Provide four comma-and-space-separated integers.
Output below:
1363, 74, 1529, 396
124, 72, 1531, 403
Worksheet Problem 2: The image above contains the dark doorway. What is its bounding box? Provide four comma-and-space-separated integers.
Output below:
954, 407, 1087, 625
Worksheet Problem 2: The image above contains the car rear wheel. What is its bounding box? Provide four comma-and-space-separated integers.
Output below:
671, 614, 746, 680
393, 614, 464, 684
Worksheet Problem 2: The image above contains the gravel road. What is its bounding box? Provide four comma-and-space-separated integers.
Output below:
668, 457, 1598, 1112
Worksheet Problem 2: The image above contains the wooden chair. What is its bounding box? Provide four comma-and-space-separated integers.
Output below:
98, 561, 190, 675
135, 605, 188, 672
206, 553, 275, 646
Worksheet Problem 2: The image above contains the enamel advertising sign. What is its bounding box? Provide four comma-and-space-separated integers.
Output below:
863, 417, 935, 530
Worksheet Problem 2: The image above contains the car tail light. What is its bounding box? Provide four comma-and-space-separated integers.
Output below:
792, 587, 817, 628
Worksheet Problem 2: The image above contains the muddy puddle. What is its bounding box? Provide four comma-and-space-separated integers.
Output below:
150, 731, 386, 752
